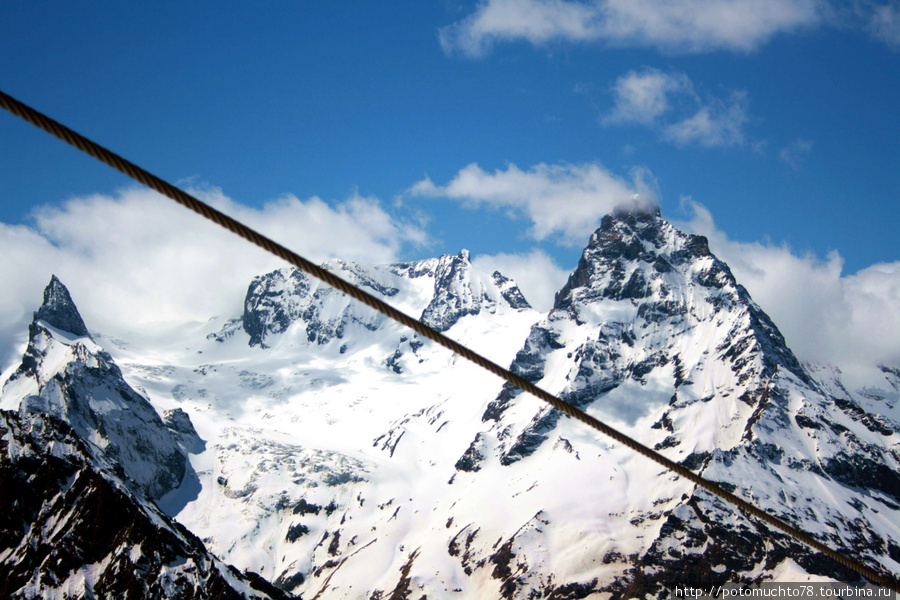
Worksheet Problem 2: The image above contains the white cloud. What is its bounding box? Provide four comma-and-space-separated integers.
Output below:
662, 91, 749, 147
408, 162, 658, 245
779, 138, 814, 169
603, 69, 691, 125
439, 0, 602, 56
679, 200, 900, 380
440, 0, 822, 56
0, 187, 426, 371
472, 249, 571, 311
604, 70, 750, 148
865, 0, 900, 46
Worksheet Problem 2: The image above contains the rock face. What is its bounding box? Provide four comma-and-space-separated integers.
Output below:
0, 409, 287, 600
33, 275, 91, 338
242, 251, 531, 347
482, 206, 811, 463
2, 277, 195, 501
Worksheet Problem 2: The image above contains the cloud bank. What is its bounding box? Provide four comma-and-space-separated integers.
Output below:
680, 201, 900, 383
0, 188, 425, 370
440, 0, 823, 56
408, 162, 658, 245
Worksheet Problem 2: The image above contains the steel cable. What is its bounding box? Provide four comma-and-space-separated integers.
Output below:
1, 89, 896, 591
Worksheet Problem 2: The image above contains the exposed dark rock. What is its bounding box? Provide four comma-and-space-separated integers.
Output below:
492, 271, 532, 310
285, 523, 310, 542
274, 570, 306, 593
386, 348, 404, 374
33, 275, 91, 338
833, 398, 896, 436
328, 530, 342, 556
292, 498, 322, 515
455, 433, 486, 472
500, 408, 562, 465
384, 548, 420, 600
823, 454, 900, 504
680, 452, 711, 472
0, 410, 284, 599
545, 579, 600, 599
482, 384, 522, 422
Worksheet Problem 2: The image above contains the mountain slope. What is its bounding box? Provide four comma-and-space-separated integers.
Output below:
446, 207, 900, 596
0, 408, 288, 600
159, 220, 897, 597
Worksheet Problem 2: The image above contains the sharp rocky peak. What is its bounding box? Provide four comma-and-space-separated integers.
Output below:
555, 208, 806, 381
2, 276, 199, 502
481, 208, 810, 465
420, 248, 531, 332
553, 206, 714, 312
33, 275, 91, 338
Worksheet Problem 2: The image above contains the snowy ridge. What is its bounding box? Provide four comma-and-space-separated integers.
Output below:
141, 258, 542, 597
443, 207, 900, 595
240, 250, 531, 349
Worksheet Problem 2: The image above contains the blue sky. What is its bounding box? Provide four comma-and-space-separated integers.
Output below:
1, 1, 899, 379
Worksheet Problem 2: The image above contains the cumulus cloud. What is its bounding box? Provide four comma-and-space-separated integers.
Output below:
678, 200, 900, 382
440, 0, 822, 56
662, 91, 749, 147
472, 249, 571, 311
408, 162, 657, 245
603, 69, 691, 125
604, 69, 750, 148
0, 187, 426, 371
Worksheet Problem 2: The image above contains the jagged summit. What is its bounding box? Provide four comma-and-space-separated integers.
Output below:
481, 208, 812, 466
418, 249, 532, 332
549, 209, 805, 377
555, 207, 710, 310
2, 276, 198, 502
241, 251, 532, 347
33, 275, 91, 338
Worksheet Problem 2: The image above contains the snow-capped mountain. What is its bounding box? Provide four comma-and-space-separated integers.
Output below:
0, 278, 292, 599
1, 212, 898, 599
1, 275, 194, 502
458, 207, 900, 595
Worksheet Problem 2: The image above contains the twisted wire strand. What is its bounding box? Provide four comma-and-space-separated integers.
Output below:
1, 89, 896, 590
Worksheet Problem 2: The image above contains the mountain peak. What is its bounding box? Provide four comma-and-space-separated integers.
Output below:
33, 275, 91, 338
